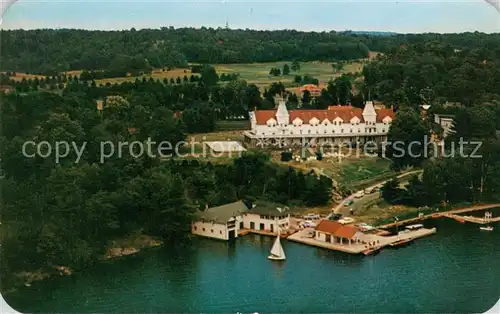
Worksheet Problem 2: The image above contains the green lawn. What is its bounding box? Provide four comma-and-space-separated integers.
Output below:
83, 60, 367, 91
215, 120, 250, 131
214, 60, 366, 90
325, 157, 394, 190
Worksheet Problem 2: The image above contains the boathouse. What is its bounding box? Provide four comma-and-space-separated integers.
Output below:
315, 220, 361, 245
191, 201, 249, 240
242, 202, 291, 234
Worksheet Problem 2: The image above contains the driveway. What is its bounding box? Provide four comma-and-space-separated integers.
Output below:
333, 169, 423, 216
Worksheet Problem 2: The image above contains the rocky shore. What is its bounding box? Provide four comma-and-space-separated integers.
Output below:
8, 234, 162, 292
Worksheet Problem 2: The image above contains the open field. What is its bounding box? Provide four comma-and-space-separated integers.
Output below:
215, 120, 249, 131
7, 73, 46, 81
5, 59, 367, 93
94, 68, 199, 85
214, 60, 365, 91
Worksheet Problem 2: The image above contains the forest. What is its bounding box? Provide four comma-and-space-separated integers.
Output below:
0, 89, 332, 290
1, 28, 500, 75
2, 27, 500, 290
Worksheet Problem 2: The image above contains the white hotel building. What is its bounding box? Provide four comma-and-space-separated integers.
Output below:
243, 99, 395, 148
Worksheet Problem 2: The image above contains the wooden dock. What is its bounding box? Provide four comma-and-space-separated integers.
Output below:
377, 203, 500, 229
238, 228, 296, 238
443, 213, 500, 225
287, 227, 436, 255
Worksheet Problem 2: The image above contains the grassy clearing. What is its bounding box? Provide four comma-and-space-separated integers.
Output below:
94, 68, 199, 85
171, 130, 246, 164
279, 151, 394, 188
7, 73, 46, 81
215, 120, 249, 131
214, 60, 365, 91
6, 59, 367, 93
187, 130, 244, 143
354, 200, 420, 225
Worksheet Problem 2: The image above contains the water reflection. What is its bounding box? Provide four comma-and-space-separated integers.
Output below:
227, 241, 237, 259
270, 260, 285, 280
314, 247, 364, 267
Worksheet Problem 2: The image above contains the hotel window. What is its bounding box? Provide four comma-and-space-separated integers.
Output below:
341, 129, 344, 133
211, 229, 214, 233
194, 226, 197, 230
220, 231, 222, 234
308, 130, 311, 134
202, 228, 206, 231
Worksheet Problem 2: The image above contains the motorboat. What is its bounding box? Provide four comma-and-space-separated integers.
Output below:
479, 226, 493, 231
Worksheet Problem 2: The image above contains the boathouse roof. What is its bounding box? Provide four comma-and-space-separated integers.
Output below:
196, 201, 249, 224
246, 202, 290, 217
315, 220, 358, 239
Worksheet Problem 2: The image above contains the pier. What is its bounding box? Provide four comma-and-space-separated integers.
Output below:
376, 203, 500, 229
443, 213, 500, 224
287, 227, 437, 255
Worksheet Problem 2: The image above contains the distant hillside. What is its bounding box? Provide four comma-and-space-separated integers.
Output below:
342, 31, 399, 36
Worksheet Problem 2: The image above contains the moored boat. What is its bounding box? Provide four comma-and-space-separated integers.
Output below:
479, 226, 494, 231
363, 247, 380, 256
406, 224, 424, 230
389, 238, 413, 248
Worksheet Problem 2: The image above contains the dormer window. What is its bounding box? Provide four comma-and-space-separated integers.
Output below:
309, 117, 320, 126
292, 117, 303, 126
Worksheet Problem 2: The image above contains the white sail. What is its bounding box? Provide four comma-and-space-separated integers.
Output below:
270, 235, 285, 259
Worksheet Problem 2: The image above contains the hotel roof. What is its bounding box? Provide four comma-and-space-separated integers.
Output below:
254, 106, 394, 125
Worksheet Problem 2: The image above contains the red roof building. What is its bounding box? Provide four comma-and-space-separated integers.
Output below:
300, 84, 322, 97
244, 98, 394, 148
314, 220, 359, 245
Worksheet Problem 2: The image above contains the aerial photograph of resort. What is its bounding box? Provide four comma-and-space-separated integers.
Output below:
0, 0, 499, 313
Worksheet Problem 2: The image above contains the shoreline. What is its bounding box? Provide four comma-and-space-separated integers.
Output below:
2, 234, 163, 295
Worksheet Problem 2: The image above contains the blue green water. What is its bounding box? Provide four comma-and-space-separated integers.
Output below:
5, 218, 500, 313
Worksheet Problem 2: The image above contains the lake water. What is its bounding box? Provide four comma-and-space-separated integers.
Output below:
5, 218, 500, 313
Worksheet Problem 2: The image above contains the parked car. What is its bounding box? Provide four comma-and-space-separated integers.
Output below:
344, 200, 354, 206
357, 223, 375, 232
339, 217, 355, 225
329, 213, 342, 221
303, 220, 317, 228
303, 213, 320, 220
354, 191, 364, 198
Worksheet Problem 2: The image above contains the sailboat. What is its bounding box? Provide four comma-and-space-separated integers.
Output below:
268, 233, 286, 261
